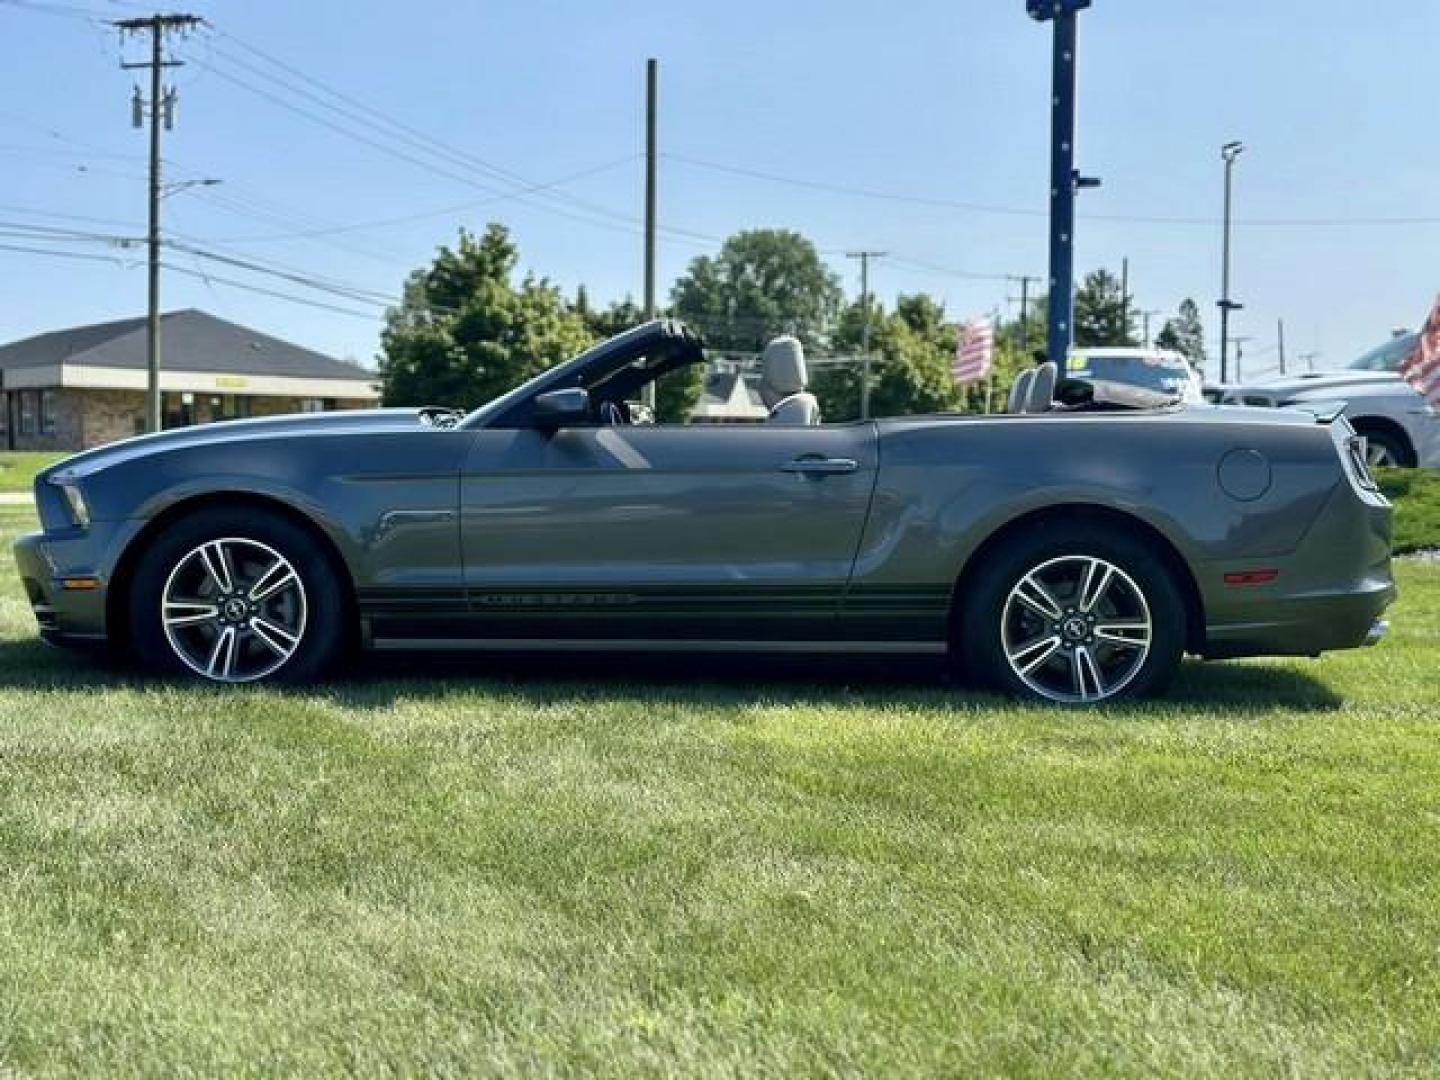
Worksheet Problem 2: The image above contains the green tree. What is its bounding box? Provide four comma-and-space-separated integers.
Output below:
1155, 298, 1208, 372
670, 229, 842, 352
1074, 268, 1138, 348
379, 224, 594, 408
813, 293, 963, 421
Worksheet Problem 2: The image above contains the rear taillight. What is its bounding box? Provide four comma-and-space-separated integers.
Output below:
1345, 435, 1380, 492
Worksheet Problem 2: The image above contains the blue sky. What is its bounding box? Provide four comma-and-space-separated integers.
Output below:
1, 0, 1436, 377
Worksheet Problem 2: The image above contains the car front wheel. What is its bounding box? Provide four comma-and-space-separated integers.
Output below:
959, 525, 1186, 704
127, 507, 348, 684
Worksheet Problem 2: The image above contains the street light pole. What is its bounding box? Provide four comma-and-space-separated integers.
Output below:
1027, 0, 1097, 372
1218, 140, 1245, 384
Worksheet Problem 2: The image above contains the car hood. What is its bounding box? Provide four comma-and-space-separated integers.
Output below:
1242, 370, 1404, 395
44, 407, 455, 482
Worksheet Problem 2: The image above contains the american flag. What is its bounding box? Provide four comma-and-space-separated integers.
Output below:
953, 318, 995, 384
1398, 294, 1440, 406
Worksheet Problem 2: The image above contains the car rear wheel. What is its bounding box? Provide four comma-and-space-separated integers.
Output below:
1353, 425, 1412, 469
959, 525, 1186, 705
127, 507, 348, 684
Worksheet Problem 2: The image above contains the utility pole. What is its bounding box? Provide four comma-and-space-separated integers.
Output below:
846, 251, 886, 420
1027, 0, 1099, 371
1120, 256, 1129, 341
1217, 140, 1245, 383
1277, 318, 1287, 375
1232, 336, 1251, 384
1007, 274, 1039, 357
1141, 309, 1160, 347
641, 58, 658, 410
117, 12, 202, 434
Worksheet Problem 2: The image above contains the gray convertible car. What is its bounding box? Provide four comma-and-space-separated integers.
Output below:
14, 320, 1394, 704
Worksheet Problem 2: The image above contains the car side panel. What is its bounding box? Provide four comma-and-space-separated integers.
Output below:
454, 424, 879, 642
64, 429, 472, 637
844, 414, 1343, 643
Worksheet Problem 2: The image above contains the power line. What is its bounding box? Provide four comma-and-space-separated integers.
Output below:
163, 240, 399, 306
0, 239, 134, 265
666, 151, 1440, 228
0, 0, 110, 22
206, 33, 688, 235
888, 255, 1015, 282
193, 37, 725, 246
162, 261, 385, 320
200, 154, 642, 244
0, 201, 141, 229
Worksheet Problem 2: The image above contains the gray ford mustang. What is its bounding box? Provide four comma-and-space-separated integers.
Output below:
13, 320, 1395, 704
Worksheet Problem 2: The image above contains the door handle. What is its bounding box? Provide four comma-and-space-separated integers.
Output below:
780, 456, 859, 476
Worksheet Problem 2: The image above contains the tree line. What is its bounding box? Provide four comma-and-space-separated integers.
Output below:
378, 223, 1208, 420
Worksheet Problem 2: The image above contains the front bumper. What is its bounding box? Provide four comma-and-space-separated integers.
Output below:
13, 520, 140, 647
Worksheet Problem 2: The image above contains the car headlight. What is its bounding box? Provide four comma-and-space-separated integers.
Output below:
50, 474, 90, 528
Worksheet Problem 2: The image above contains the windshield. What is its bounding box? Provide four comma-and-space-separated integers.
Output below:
1068, 353, 1195, 396
1349, 332, 1417, 371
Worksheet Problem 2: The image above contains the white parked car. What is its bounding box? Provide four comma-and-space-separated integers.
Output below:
1214, 332, 1439, 468
1065, 348, 1205, 408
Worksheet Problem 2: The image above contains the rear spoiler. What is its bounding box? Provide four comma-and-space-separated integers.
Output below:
1286, 400, 1348, 424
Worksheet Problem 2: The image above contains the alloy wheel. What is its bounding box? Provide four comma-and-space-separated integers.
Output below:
1363, 440, 1399, 468
1001, 554, 1152, 704
160, 537, 308, 683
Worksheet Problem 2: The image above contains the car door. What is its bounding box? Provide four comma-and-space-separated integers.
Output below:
457, 423, 878, 643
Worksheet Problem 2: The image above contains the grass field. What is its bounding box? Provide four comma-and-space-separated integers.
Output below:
1, 503, 1438, 1076
1378, 467, 1440, 554
0, 452, 64, 494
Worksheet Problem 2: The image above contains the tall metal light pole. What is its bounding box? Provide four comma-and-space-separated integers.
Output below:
641, 58, 659, 409
1027, 0, 1097, 371
1218, 140, 1245, 383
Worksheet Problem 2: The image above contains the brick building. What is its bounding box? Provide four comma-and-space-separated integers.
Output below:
0, 309, 380, 452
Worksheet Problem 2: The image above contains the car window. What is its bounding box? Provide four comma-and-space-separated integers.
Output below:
1349, 333, 1417, 371
1069, 354, 1195, 395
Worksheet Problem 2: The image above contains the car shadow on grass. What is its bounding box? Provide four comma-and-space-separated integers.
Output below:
0, 634, 1346, 713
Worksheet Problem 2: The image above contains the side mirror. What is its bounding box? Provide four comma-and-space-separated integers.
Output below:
532, 387, 590, 429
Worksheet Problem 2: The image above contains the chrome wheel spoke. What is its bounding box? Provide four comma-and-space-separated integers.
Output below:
248, 558, 297, 603
206, 625, 238, 680
1008, 634, 1061, 675
1078, 559, 1115, 614
1072, 645, 1105, 701
163, 598, 219, 628
1013, 573, 1063, 621
251, 615, 299, 658
198, 541, 234, 594
1094, 619, 1150, 648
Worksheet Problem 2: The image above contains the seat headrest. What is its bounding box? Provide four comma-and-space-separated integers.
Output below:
1009, 369, 1035, 413
1027, 362, 1058, 413
760, 336, 807, 407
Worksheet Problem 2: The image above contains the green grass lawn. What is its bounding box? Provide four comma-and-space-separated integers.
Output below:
1378, 467, 1440, 554
1, 504, 1438, 1076
0, 452, 65, 494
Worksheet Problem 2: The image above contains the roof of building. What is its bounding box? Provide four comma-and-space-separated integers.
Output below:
0, 309, 373, 383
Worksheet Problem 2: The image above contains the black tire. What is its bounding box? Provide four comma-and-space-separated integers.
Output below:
957, 524, 1186, 705
1352, 424, 1413, 469
127, 506, 350, 685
